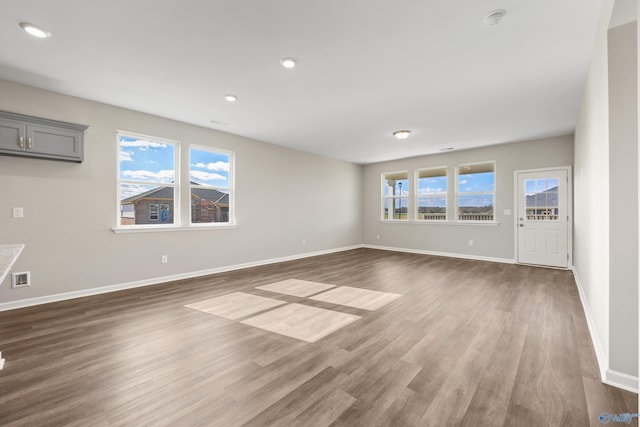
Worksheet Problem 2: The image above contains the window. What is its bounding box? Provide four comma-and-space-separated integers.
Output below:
456, 162, 495, 221
416, 167, 447, 221
117, 132, 236, 229
190, 146, 234, 224
382, 171, 409, 220
149, 204, 159, 221
118, 132, 177, 226
525, 177, 559, 220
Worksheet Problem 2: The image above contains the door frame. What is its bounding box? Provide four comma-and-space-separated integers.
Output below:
513, 166, 573, 268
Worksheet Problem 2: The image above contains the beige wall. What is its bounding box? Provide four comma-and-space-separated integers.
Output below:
0, 79, 363, 304
361, 135, 574, 260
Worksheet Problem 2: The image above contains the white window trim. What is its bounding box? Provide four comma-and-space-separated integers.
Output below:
188, 144, 235, 226
381, 170, 410, 221
415, 166, 448, 222
455, 160, 497, 223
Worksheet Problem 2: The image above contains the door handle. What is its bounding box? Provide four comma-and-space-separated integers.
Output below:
519, 224, 524, 227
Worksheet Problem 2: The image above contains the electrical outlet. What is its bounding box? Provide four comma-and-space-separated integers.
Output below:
302, 239, 306, 246
12, 207, 23, 218
376, 234, 380, 240
161, 255, 168, 264
468, 240, 474, 246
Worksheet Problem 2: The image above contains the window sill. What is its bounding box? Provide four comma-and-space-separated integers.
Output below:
379, 220, 500, 227
112, 224, 238, 234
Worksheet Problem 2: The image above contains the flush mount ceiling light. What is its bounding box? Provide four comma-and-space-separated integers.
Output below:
19, 22, 51, 38
280, 57, 297, 69
393, 130, 411, 140
224, 94, 238, 102
484, 9, 506, 26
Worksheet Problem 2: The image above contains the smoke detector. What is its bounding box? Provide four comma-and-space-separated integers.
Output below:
484, 9, 506, 26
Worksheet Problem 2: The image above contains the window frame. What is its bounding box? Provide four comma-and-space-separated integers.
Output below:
415, 166, 448, 222
117, 131, 180, 229
455, 161, 496, 222
381, 170, 410, 221
188, 145, 235, 227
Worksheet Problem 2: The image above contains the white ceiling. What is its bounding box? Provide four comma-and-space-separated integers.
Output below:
0, 0, 606, 164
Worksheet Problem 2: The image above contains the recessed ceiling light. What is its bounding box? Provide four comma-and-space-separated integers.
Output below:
19, 22, 51, 38
225, 94, 237, 102
484, 10, 506, 26
280, 57, 297, 69
393, 130, 411, 140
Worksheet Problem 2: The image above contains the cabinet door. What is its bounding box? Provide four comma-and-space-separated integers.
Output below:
27, 123, 83, 161
0, 117, 26, 153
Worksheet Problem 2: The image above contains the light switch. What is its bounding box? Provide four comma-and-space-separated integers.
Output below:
12, 207, 23, 218
503, 209, 511, 216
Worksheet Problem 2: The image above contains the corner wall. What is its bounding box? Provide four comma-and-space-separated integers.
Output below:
0, 79, 363, 307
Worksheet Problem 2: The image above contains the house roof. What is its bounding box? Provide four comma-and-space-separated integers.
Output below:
122, 185, 229, 205
526, 186, 559, 207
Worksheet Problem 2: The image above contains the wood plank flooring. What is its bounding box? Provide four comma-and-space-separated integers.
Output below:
0, 248, 636, 426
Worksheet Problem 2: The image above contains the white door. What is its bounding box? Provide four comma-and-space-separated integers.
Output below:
516, 169, 569, 268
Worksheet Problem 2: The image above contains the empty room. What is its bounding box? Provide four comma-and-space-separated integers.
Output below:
0, 1, 638, 426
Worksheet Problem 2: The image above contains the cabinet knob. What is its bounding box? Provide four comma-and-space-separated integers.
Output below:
18, 136, 24, 148
27, 137, 32, 150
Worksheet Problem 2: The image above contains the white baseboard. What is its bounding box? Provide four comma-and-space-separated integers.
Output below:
605, 369, 639, 393
571, 266, 608, 381
0, 245, 363, 313
571, 266, 639, 393
362, 244, 516, 265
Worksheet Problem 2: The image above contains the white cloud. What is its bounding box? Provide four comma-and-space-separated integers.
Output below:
121, 169, 175, 181
459, 180, 468, 185
418, 187, 445, 195
119, 150, 133, 162
192, 161, 229, 172
120, 139, 167, 149
190, 171, 227, 182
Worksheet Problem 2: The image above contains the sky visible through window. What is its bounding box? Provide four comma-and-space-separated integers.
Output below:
119, 135, 175, 200
190, 147, 230, 188
458, 171, 494, 207
119, 135, 231, 201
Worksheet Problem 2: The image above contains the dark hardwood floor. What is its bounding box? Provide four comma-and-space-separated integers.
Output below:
0, 248, 636, 426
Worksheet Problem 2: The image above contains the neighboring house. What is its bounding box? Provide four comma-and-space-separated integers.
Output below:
121, 184, 229, 225
526, 186, 559, 220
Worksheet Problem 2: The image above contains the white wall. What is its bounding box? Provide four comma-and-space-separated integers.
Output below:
361, 136, 574, 260
574, 0, 613, 379
574, 0, 640, 391
608, 20, 639, 380
0, 79, 363, 305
